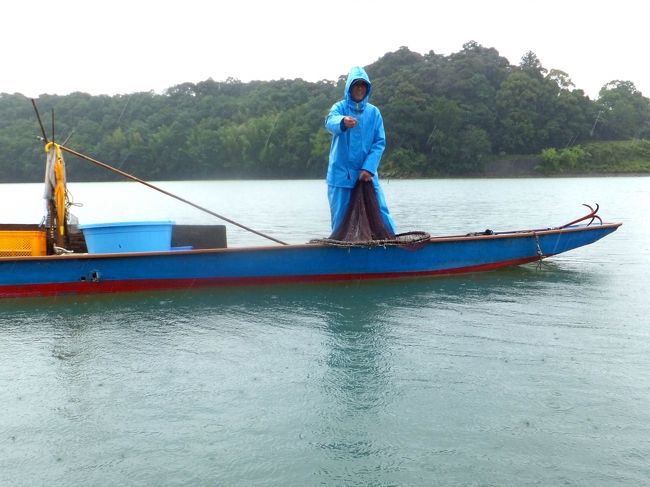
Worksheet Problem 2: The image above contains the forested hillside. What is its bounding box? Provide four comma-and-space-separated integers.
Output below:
1, 43, 649, 182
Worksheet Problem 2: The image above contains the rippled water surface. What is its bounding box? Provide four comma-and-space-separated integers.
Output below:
1, 177, 649, 486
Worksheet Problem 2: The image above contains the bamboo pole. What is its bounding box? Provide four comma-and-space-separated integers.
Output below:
58, 144, 289, 246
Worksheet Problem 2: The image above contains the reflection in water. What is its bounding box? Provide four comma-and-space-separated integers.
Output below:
313, 286, 395, 468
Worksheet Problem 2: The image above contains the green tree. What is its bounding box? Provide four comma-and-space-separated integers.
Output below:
596, 80, 650, 139
496, 71, 545, 152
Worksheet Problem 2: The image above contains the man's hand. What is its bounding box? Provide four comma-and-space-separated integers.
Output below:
343, 116, 357, 129
358, 170, 373, 182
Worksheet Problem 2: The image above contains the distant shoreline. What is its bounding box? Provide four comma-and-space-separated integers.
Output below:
2, 173, 649, 184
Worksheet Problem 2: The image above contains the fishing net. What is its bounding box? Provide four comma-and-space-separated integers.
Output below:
330, 181, 395, 241
310, 181, 430, 247
311, 231, 431, 248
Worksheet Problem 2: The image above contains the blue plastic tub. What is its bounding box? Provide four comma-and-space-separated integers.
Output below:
79, 221, 174, 254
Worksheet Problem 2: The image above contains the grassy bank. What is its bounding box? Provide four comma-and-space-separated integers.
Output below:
537, 139, 650, 175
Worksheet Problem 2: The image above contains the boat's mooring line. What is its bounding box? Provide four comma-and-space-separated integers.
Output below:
533, 232, 546, 270
533, 232, 544, 260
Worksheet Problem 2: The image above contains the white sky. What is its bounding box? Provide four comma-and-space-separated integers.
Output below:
2, 0, 648, 100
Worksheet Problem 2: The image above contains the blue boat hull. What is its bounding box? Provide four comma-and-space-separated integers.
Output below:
0, 223, 620, 298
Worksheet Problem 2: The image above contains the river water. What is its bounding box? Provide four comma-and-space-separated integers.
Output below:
1, 177, 649, 486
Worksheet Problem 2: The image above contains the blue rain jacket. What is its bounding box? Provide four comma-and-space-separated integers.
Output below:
324, 66, 385, 188
325, 67, 395, 233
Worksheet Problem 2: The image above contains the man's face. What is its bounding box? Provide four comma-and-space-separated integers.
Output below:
351, 82, 367, 102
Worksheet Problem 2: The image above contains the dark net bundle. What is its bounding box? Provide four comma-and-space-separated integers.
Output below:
311, 181, 430, 247
330, 181, 395, 242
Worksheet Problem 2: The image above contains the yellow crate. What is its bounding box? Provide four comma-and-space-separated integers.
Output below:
0, 230, 47, 257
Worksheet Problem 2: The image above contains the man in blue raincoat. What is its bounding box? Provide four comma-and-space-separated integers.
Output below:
324, 66, 397, 235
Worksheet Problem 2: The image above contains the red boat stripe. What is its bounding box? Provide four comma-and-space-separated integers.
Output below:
0, 256, 542, 298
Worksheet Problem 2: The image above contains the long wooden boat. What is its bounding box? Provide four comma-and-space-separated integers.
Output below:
0, 132, 621, 299
0, 216, 620, 299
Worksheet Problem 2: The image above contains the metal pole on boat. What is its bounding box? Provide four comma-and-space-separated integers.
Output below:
57, 144, 290, 246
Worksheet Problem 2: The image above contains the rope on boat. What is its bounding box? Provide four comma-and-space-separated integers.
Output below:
465, 229, 494, 236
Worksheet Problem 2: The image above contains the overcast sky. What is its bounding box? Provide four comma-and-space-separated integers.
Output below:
3, 0, 648, 100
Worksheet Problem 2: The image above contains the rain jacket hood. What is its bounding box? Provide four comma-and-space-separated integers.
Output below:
344, 66, 372, 112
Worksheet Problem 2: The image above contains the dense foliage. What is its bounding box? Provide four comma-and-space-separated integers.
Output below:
1, 43, 649, 182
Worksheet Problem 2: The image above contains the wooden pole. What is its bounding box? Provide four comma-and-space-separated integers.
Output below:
58, 144, 289, 246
